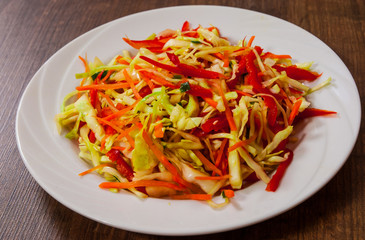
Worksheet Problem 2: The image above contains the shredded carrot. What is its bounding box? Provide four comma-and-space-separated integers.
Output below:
154, 118, 164, 138
97, 117, 124, 133
228, 132, 257, 152
98, 92, 119, 112
203, 97, 218, 109
79, 163, 113, 176
101, 70, 113, 82
123, 69, 142, 99
103, 101, 138, 121
99, 180, 184, 191
195, 175, 230, 180
170, 194, 212, 201
135, 65, 155, 90
235, 90, 253, 97
222, 189, 235, 198
117, 131, 135, 148
223, 51, 230, 67
78, 55, 89, 73
216, 81, 237, 131
139, 70, 176, 88
192, 150, 223, 176
263, 53, 292, 59
288, 99, 303, 125
116, 56, 130, 65
247, 35, 255, 47
100, 135, 108, 151
142, 130, 187, 186
111, 146, 126, 152
215, 138, 228, 168
76, 82, 131, 91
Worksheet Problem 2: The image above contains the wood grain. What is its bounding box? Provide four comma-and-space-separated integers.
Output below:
1, 0, 364, 239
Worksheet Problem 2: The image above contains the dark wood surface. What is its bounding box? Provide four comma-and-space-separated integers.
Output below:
1, 0, 364, 239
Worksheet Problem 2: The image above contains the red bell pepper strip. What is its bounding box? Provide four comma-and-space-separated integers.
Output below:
263, 96, 278, 127
265, 150, 293, 192
186, 84, 213, 98
106, 149, 134, 182
167, 52, 223, 79
288, 99, 303, 125
105, 125, 117, 135
181, 21, 190, 31
261, 52, 292, 59
245, 51, 272, 95
138, 85, 152, 98
140, 56, 183, 74
178, 63, 223, 79
297, 108, 337, 119
178, 80, 213, 98
201, 114, 229, 133
88, 131, 96, 143
226, 56, 246, 89
122, 37, 165, 49
141, 55, 223, 79
272, 65, 321, 81
89, 89, 98, 108
166, 52, 180, 65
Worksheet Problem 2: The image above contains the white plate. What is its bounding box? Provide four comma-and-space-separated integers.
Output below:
16, 5, 361, 236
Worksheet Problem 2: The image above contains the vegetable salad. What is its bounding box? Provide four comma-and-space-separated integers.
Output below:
56, 21, 336, 207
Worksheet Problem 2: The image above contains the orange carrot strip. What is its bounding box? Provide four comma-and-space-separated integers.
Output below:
98, 92, 119, 112
123, 69, 142, 99
223, 51, 230, 67
192, 150, 223, 176
97, 117, 123, 133
154, 118, 164, 138
139, 70, 175, 88
76, 82, 131, 91
116, 131, 135, 148
101, 70, 113, 82
203, 97, 218, 109
99, 180, 184, 191
97, 117, 135, 148
235, 90, 253, 97
288, 99, 303, 125
195, 175, 230, 180
227, 131, 257, 152
216, 82, 237, 131
263, 52, 292, 59
116, 56, 130, 65
100, 134, 108, 151
142, 130, 188, 187
170, 194, 212, 201
78, 55, 89, 72
215, 138, 228, 167
79, 163, 113, 176
111, 146, 126, 152
103, 101, 138, 121
135, 65, 155, 90
222, 189, 235, 198
213, 52, 225, 60
247, 36, 255, 47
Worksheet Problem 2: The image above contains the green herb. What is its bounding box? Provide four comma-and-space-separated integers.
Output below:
222, 191, 227, 198
191, 40, 201, 44
179, 82, 191, 92
91, 71, 108, 80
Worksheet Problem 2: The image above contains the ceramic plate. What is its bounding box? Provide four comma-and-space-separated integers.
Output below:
16, 5, 361, 236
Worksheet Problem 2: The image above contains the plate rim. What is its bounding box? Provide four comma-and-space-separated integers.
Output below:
15, 5, 362, 236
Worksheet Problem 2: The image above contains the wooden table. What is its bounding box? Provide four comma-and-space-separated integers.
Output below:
1, 0, 364, 239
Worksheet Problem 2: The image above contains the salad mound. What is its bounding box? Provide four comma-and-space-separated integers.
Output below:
56, 21, 336, 207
